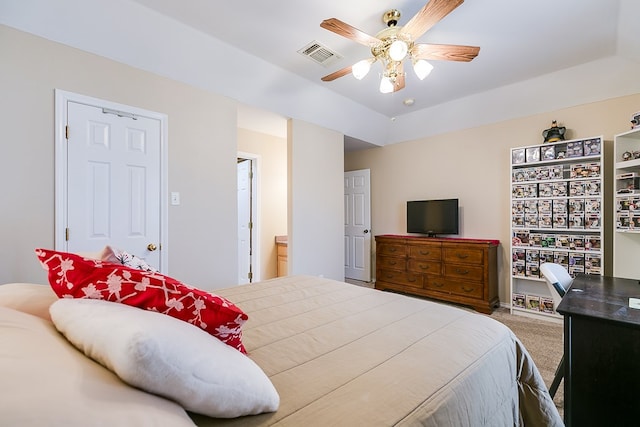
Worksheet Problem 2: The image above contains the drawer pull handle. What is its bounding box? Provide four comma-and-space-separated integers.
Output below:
456, 253, 469, 259
455, 268, 469, 275
408, 277, 417, 283
433, 282, 445, 288
420, 250, 430, 255
389, 260, 396, 265
385, 273, 394, 279
420, 264, 430, 270
389, 248, 397, 252
461, 286, 475, 293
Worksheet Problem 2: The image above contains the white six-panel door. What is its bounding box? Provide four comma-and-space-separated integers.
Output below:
237, 158, 252, 283
344, 169, 371, 281
55, 90, 167, 271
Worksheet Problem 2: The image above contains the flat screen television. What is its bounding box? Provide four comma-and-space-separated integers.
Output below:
407, 199, 459, 237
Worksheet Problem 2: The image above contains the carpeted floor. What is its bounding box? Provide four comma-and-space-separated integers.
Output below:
488, 307, 564, 418
346, 279, 565, 417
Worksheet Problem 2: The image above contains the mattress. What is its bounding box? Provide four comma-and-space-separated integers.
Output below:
191, 275, 562, 426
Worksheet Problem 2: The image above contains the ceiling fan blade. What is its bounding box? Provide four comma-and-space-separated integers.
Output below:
412, 43, 480, 62
402, 0, 464, 40
393, 63, 406, 92
321, 18, 380, 46
321, 65, 353, 82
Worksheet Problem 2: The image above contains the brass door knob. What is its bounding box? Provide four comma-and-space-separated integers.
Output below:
147, 243, 157, 251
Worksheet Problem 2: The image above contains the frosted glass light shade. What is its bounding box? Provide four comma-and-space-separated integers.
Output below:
413, 59, 434, 80
388, 40, 408, 61
379, 76, 394, 94
352, 59, 372, 80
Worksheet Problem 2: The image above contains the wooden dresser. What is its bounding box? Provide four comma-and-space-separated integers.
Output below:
375, 235, 499, 314
275, 236, 288, 277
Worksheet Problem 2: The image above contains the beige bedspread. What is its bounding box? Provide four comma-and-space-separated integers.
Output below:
191, 275, 562, 426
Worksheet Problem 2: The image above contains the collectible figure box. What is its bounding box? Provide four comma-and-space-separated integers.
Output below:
540, 250, 554, 264
585, 180, 600, 196
569, 213, 585, 229
585, 236, 601, 251
541, 297, 555, 314
512, 214, 525, 228
554, 252, 569, 267
526, 147, 540, 163
529, 233, 542, 247
585, 198, 600, 213
585, 213, 600, 229
585, 254, 601, 274
512, 148, 526, 164
567, 141, 584, 157
512, 293, 526, 308
526, 294, 541, 310
570, 181, 585, 196
583, 138, 601, 156
512, 230, 530, 246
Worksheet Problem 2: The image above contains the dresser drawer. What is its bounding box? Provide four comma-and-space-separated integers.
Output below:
408, 244, 441, 261
377, 242, 407, 257
377, 269, 423, 288
443, 263, 484, 282
443, 246, 484, 265
377, 255, 406, 271
407, 259, 441, 275
424, 277, 483, 299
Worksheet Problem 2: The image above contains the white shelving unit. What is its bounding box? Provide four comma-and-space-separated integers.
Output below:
613, 128, 640, 279
509, 136, 604, 319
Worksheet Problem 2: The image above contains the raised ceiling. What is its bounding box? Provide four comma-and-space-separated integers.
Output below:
129, 0, 619, 118
2, 0, 637, 148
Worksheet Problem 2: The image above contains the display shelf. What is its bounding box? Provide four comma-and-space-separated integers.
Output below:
510, 136, 604, 319
613, 128, 640, 278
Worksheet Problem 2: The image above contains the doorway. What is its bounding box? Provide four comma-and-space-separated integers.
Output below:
344, 169, 371, 281
237, 152, 260, 284
54, 90, 168, 271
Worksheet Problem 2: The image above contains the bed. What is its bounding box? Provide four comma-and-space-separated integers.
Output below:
0, 273, 562, 426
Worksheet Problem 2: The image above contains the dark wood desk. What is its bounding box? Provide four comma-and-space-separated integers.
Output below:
556, 274, 640, 427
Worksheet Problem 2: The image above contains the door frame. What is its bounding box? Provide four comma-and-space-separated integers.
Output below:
54, 89, 169, 271
237, 151, 261, 283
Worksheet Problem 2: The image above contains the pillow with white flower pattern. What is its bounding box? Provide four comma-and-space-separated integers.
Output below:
35, 248, 248, 353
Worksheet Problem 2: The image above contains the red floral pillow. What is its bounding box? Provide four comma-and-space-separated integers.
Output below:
35, 248, 248, 353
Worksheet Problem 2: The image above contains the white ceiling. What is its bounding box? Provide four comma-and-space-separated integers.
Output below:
128, 0, 619, 117
1, 0, 637, 149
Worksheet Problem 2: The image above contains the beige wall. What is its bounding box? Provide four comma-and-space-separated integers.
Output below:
237, 128, 287, 280
0, 25, 344, 289
289, 119, 345, 280
0, 25, 239, 288
345, 93, 640, 305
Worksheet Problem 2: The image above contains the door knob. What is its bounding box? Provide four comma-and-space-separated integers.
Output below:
364, 229, 369, 234
147, 243, 157, 251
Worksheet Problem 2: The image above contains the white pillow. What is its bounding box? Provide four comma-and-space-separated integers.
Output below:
0, 306, 195, 426
49, 298, 279, 418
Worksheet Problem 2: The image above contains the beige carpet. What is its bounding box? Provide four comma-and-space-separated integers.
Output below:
345, 280, 564, 417
488, 307, 564, 418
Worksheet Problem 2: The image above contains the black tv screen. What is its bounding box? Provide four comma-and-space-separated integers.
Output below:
407, 199, 459, 237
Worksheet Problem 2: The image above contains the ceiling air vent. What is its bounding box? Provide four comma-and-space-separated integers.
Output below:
297, 41, 342, 67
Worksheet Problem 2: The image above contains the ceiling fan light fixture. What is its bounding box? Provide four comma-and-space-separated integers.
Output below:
388, 40, 408, 61
352, 59, 372, 80
379, 76, 395, 94
413, 59, 434, 80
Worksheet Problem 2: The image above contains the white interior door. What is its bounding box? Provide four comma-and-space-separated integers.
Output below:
344, 169, 371, 281
237, 158, 252, 283
57, 92, 166, 270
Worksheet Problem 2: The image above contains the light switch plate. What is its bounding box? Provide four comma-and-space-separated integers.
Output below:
170, 192, 180, 206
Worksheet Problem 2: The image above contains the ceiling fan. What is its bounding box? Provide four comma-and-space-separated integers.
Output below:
320, 0, 479, 94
